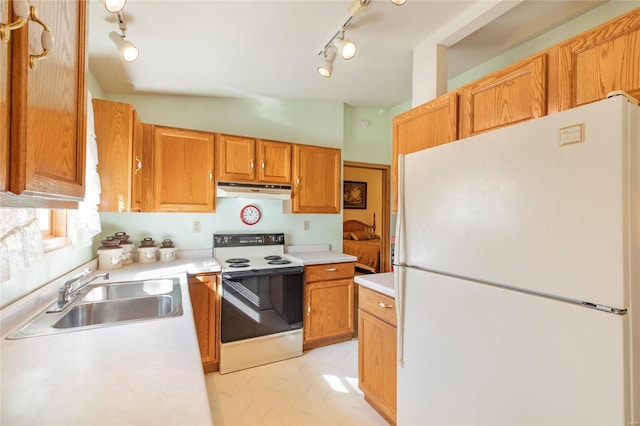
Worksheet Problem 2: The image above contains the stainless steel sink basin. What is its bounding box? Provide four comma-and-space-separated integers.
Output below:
6, 277, 183, 339
81, 279, 175, 302
54, 295, 176, 329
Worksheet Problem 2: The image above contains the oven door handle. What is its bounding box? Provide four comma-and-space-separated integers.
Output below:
222, 266, 304, 279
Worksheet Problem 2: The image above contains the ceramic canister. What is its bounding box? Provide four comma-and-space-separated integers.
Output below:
97, 237, 124, 270
159, 239, 176, 262
138, 237, 158, 264
113, 231, 134, 265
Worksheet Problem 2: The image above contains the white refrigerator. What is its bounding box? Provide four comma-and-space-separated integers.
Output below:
394, 94, 639, 425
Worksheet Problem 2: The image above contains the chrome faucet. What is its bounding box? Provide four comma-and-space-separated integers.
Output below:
73, 272, 110, 296
49, 269, 110, 312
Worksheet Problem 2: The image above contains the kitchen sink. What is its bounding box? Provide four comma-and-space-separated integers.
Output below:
6, 278, 183, 339
81, 279, 175, 302
54, 295, 176, 329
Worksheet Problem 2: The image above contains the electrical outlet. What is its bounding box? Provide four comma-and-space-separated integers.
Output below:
303, 221, 310, 231
192, 221, 201, 233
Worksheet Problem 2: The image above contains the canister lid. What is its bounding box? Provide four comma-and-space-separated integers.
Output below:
139, 237, 157, 248
113, 231, 131, 244
99, 236, 122, 250
160, 239, 175, 248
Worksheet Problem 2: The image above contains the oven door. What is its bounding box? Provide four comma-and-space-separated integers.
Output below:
220, 266, 303, 343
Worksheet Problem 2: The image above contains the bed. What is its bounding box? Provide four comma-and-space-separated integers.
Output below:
343, 214, 381, 273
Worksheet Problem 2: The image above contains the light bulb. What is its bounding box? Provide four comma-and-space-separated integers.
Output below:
334, 37, 357, 60
103, 0, 126, 13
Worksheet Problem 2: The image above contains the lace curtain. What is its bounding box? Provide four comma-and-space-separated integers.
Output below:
68, 90, 102, 247
0, 210, 44, 282
0, 90, 101, 282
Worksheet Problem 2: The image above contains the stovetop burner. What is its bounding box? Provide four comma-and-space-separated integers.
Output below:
268, 259, 291, 265
228, 263, 250, 268
226, 258, 250, 264
264, 255, 282, 261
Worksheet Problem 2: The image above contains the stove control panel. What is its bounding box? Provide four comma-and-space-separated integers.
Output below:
213, 233, 285, 248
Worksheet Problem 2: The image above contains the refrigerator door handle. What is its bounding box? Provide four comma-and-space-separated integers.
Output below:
395, 154, 406, 367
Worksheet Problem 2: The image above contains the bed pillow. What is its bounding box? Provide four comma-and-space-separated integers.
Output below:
343, 232, 353, 240
351, 231, 374, 240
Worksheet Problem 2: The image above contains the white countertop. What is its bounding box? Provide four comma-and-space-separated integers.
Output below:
0, 256, 221, 426
354, 272, 395, 298
285, 244, 357, 265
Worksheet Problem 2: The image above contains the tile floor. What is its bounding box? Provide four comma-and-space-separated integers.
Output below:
204, 339, 388, 425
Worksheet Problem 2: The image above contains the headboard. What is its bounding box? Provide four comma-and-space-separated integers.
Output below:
343, 213, 376, 234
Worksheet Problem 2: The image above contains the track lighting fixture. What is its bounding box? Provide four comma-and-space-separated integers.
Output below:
317, 47, 337, 78
104, 7, 139, 62
103, 0, 126, 13
334, 30, 357, 60
391, 0, 407, 5
109, 31, 139, 62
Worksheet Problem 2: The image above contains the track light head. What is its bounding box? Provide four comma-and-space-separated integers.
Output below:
391, 0, 407, 4
109, 31, 139, 62
334, 32, 357, 60
103, 0, 126, 13
317, 48, 337, 78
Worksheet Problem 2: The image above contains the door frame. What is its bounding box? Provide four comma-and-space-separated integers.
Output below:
343, 161, 391, 273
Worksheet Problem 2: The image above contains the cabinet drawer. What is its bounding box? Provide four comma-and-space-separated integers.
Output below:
305, 262, 354, 283
358, 286, 396, 326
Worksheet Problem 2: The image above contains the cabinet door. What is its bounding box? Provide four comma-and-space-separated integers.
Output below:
392, 92, 458, 212
358, 309, 397, 422
557, 9, 640, 111
257, 139, 291, 183
188, 274, 219, 372
459, 54, 547, 139
304, 278, 354, 349
153, 126, 215, 212
291, 144, 340, 213
9, 0, 87, 200
93, 99, 134, 212
216, 134, 256, 181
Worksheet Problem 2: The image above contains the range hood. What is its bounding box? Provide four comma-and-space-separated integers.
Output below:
216, 181, 292, 200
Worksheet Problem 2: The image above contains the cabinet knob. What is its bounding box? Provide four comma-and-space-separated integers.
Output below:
28, 5, 54, 71
296, 176, 300, 186
307, 305, 311, 316
378, 301, 393, 309
250, 159, 254, 172
261, 160, 265, 171
0, 0, 29, 42
209, 170, 213, 183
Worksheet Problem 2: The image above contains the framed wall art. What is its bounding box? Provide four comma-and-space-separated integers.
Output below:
343, 180, 367, 209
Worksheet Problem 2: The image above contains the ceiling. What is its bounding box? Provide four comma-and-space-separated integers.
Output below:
88, 0, 606, 108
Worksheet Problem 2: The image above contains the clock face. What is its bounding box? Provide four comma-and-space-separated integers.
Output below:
240, 204, 261, 225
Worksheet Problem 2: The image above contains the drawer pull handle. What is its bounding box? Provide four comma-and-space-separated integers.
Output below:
0, 0, 29, 42
28, 5, 54, 70
134, 156, 142, 174
378, 301, 393, 309
325, 267, 337, 272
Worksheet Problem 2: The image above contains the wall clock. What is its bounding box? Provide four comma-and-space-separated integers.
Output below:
240, 204, 261, 225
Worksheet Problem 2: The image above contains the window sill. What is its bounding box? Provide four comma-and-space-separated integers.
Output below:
43, 237, 69, 253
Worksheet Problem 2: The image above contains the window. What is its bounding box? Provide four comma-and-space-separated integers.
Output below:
36, 209, 69, 252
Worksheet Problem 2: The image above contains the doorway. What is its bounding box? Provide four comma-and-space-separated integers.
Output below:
343, 161, 391, 273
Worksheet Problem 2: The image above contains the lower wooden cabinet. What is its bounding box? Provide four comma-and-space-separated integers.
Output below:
358, 286, 397, 423
303, 262, 355, 350
188, 273, 220, 373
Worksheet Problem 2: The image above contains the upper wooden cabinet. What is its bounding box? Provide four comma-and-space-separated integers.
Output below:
289, 144, 341, 214
1, 0, 87, 207
458, 54, 548, 139
556, 9, 640, 111
216, 134, 291, 183
257, 139, 292, 183
153, 126, 215, 212
93, 99, 147, 212
392, 92, 458, 212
